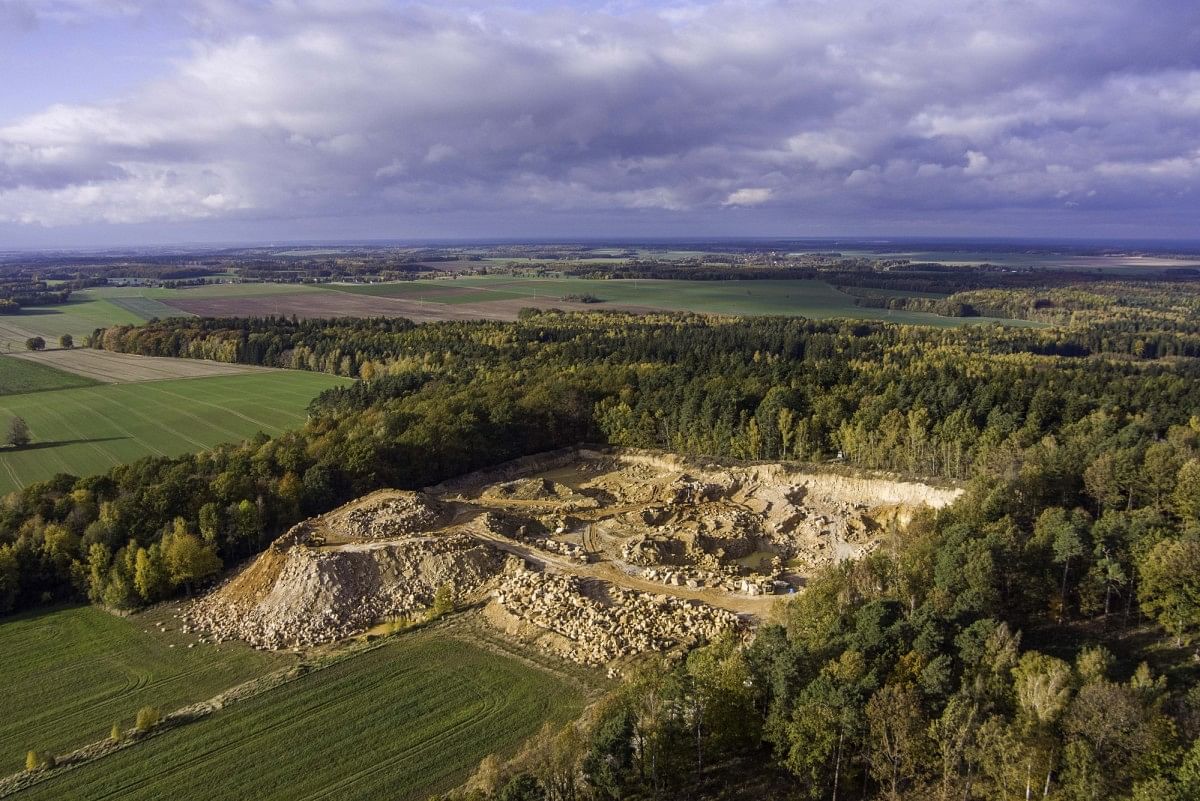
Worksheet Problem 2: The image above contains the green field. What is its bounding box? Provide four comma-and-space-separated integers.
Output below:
0, 355, 98, 395
19, 633, 586, 801
332, 276, 1035, 327
103, 295, 194, 320
0, 295, 146, 351
0, 606, 287, 765
0, 284, 325, 350
0, 371, 349, 494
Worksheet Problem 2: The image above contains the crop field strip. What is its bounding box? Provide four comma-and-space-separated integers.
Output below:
6, 349, 277, 384
0, 606, 286, 764
15, 634, 587, 801
0, 371, 349, 494
0, 355, 98, 395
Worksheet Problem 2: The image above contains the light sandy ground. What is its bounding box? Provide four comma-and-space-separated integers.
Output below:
464, 522, 779, 618
10, 348, 277, 384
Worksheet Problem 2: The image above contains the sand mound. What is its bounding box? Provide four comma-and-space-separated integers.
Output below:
484, 477, 572, 500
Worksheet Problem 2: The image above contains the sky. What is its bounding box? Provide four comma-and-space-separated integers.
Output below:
1, 0, 1199, 247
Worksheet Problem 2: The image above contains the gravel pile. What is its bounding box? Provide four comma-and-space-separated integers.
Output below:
340, 493, 447, 540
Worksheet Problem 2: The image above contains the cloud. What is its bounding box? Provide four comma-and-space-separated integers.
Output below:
0, 0, 1199, 236
723, 187, 771, 206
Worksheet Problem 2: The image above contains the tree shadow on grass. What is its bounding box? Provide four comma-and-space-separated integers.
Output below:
3, 436, 129, 451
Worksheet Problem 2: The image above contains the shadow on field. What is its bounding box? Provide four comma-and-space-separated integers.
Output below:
5, 436, 130, 451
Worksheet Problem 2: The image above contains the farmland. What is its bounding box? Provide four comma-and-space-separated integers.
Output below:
0, 294, 149, 351
0, 605, 287, 764
327, 276, 1035, 326
17, 632, 586, 801
0, 276, 1032, 347
157, 275, 1031, 327
0, 355, 97, 395
9, 349, 277, 384
0, 371, 349, 494
0, 284, 313, 350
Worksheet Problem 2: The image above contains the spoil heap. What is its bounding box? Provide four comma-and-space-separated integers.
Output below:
338, 492, 448, 540
482, 477, 600, 511
187, 526, 503, 649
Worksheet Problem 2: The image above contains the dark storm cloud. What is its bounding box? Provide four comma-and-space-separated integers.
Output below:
1, 0, 1199, 236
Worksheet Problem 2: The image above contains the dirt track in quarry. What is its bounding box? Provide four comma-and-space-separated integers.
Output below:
323, 494, 780, 617
462, 518, 780, 618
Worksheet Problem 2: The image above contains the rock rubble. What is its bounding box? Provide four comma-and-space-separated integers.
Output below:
490, 568, 739, 665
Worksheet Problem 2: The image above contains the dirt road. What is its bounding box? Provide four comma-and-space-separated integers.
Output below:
462, 515, 781, 619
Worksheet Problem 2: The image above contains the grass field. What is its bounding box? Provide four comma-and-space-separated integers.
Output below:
0, 605, 287, 766
0, 284, 322, 350
0, 296, 146, 351
0, 355, 98, 395
0, 371, 349, 494
18, 632, 586, 801
103, 295, 194, 320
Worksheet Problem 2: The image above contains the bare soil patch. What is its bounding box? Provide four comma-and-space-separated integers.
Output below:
162, 290, 512, 322
164, 289, 666, 323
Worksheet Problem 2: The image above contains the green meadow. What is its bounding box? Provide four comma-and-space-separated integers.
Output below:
0, 605, 287, 764
18, 632, 585, 801
0, 371, 349, 494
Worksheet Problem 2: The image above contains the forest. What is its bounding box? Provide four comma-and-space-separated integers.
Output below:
0, 280, 72, 313
2, 308, 1200, 799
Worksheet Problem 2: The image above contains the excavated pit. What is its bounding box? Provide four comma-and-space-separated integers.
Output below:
186, 449, 960, 662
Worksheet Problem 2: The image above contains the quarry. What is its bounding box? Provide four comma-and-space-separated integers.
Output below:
186, 448, 960, 666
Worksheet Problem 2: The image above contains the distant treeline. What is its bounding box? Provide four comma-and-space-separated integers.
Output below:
0, 281, 72, 313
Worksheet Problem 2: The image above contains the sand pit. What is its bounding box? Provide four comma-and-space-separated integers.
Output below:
186, 450, 959, 662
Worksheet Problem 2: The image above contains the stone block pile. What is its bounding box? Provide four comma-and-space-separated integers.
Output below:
341, 493, 446, 540
491, 568, 738, 665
